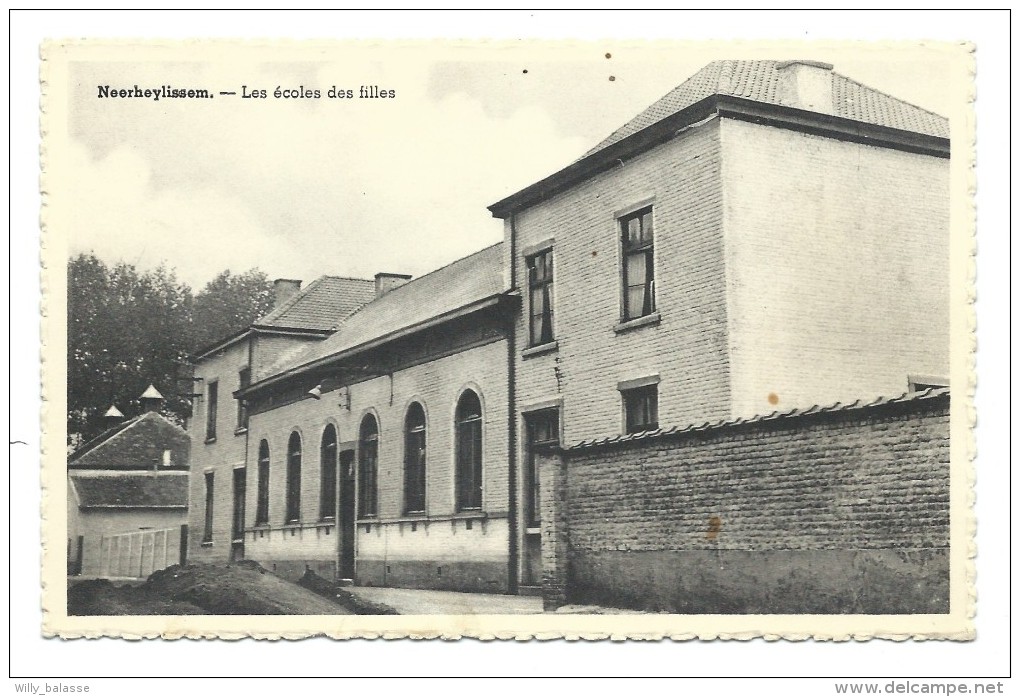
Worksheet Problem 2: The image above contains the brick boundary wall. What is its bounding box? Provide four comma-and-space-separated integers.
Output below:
537, 389, 950, 614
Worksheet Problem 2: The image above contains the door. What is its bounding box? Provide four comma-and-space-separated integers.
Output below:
338, 449, 356, 579
522, 409, 559, 588
230, 467, 246, 562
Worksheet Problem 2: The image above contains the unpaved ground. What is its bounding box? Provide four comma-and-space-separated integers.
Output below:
337, 586, 543, 615
68, 561, 355, 615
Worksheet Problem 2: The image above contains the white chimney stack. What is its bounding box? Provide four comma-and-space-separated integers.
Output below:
273, 279, 302, 308
776, 60, 834, 115
374, 272, 412, 298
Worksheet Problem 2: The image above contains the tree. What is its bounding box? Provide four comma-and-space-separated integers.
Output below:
67, 254, 195, 443
67, 255, 275, 446
191, 269, 274, 353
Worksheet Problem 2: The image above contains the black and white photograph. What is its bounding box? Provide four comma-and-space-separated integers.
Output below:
35, 28, 984, 656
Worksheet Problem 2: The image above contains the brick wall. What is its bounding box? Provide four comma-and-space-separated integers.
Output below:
543, 391, 950, 614
720, 119, 950, 417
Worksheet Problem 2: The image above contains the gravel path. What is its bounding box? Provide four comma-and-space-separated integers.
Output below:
344, 587, 542, 615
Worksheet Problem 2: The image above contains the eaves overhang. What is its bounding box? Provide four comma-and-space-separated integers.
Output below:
191, 325, 332, 362
234, 292, 518, 399
487, 94, 950, 219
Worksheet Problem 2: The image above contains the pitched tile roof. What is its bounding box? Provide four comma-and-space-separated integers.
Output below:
71, 473, 189, 509
68, 411, 190, 471
585, 59, 949, 158
260, 243, 505, 379
569, 387, 950, 451
255, 276, 376, 332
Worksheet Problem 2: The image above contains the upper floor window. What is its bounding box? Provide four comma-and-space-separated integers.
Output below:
358, 414, 379, 518
320, 424, 338, 521
285, 431, 302, 523
527, 249, 555, 346
623, 384, 659, 434
205, 380, 219, 441
255, 440, 270, 525
236, 367, 251, 431
404, 403, 427, 515
455, 390, 483, 511
620, 207, 655, 321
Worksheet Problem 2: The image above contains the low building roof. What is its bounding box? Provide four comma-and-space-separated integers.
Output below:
70, 473, 189, 509
251, 242, 505, 386
68, 411, 190, 471
191, 275, 376, 360
254, 275, 376, 331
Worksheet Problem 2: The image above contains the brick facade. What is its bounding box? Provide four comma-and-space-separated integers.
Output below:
511, 119, 731, 446
243, 336, 511, 589
539, 391, 950, 614
187, 339, 251, 565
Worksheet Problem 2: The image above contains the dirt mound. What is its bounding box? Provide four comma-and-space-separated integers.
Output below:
144, 563, 353, 615
68, 579, 206, 616
68, 563, 355, 616
297, 570, 399, 615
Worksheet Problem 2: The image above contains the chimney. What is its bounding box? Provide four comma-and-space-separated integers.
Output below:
139, 384, 164, 413
103, 404, 124, 430
776, 60, 834, 115
273, 279, 302, 308
374, 272, 412, 298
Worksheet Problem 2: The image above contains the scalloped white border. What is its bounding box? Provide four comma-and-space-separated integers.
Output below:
38, 37, 976, 643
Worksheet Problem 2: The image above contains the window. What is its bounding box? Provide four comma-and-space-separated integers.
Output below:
205, 380, 218, 441
623, 384, 659, 434
404, 403, 427, 515
358, 414, 379, 518
236, 367, 250, 431
231, 467, 246, 540
202, 472, 214, 543
255, 440, 270, 525
527, 249, 555, 346
455, 390, 483, 511
320, 425, 338, 521
620, 207, 655, 321
285, 431, 302, 523
525, 410, 559, 528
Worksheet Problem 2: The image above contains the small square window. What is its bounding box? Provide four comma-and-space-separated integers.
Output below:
623, 385, 658, 434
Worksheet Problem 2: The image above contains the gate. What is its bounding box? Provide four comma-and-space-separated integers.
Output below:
96, 526, 182, 579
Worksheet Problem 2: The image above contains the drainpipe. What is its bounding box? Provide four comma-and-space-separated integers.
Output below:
506, 212, 519, 594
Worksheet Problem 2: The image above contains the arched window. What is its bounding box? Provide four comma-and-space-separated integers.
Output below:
285, 431, 302, 523
255, 440, 270, 525
358, 414, 379, 518
320, 424, 338, 521
404, 403, 427, 515
455, 390, 483, 511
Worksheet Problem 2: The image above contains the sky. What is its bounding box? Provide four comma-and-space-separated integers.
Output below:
61, 41, 969, 290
